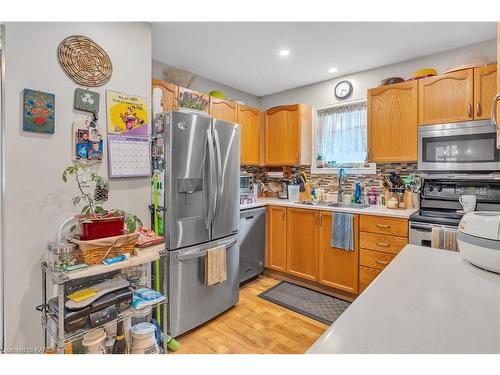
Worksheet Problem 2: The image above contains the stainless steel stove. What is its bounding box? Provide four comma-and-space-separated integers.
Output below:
409, 179, 500, 247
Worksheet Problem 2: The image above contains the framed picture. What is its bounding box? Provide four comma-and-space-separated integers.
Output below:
23, 89, 55, 134
74, 88, 100, 114
106, 90, 148, 136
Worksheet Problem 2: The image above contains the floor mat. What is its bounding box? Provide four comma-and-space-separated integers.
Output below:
258, 281, 350, 325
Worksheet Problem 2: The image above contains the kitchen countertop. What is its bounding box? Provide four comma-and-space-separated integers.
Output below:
240, 197, 417, 218
308, 244, 500, 354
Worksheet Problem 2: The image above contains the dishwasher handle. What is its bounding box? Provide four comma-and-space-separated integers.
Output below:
176, 238, 237, 262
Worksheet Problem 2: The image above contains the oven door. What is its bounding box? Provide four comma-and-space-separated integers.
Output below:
418, 120, 500, 172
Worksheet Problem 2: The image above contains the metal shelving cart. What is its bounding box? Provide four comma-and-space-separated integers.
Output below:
36, 245, 168, 354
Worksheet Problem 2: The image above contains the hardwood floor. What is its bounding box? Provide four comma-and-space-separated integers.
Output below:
173, 275, 328, 354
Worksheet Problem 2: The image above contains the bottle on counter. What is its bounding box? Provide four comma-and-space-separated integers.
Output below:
112, 321, 129, 354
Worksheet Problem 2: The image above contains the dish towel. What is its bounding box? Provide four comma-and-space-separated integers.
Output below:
431, 226, 458, 251
332, 212, 354, 251
444, 227, 458, 252
205, 246, 227, 286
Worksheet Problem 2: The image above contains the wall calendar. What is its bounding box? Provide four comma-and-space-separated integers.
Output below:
107, 135, 151, 178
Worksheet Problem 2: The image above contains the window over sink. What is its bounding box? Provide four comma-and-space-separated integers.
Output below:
312, 100, 376, 174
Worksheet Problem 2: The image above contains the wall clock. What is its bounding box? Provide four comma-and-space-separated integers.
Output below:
334, 80, 353, 100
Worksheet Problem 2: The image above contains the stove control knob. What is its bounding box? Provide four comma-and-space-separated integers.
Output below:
428, 186, 434, 192
437, 186, 443, 193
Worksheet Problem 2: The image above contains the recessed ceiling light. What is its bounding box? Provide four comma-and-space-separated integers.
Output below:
328, 67, 338, 73
279, 49, 290, 57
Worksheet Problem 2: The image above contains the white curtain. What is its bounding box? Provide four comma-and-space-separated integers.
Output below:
316, 102, 367, 165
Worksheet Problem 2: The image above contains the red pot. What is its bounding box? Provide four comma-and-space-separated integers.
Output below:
78, 215, 125, 240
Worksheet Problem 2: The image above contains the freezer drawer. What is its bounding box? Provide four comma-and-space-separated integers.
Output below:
239, 207, 266, 283
166, 235, 239, 338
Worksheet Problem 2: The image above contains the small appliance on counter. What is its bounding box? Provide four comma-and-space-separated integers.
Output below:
457, 212, 500, 274
240, 175, 256, 205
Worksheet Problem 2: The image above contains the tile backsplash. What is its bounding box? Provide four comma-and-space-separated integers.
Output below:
242, 163, 418, 196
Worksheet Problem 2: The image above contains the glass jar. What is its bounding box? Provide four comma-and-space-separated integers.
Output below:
385, 189, 401, 209
47, 241, 79, 272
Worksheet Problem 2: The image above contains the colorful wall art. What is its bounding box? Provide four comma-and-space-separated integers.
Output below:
23, 89, 55, 134
106, 90, 148, 136
74, 88, 100, 114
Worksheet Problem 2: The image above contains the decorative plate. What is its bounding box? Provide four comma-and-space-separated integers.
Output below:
58, 35, 113, 87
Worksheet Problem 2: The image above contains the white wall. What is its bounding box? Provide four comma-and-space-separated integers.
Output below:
2, 22, 152, 351
152, 59, 261, 108
260, 39, 497, 109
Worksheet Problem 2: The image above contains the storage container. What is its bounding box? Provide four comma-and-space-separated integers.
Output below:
47, 241, 79, 272
130, 306, 153, 326
287, 184, 300, 202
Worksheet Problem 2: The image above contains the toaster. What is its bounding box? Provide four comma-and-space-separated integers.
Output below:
457, 212, 500, 274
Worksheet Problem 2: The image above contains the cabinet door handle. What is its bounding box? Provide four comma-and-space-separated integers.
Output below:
476, 102, 482, 117
467, 103, 473, 118
282, 209, 286, 220
376, 260, 389, 265
376, 224, 390, 229
376, 242, 390, 247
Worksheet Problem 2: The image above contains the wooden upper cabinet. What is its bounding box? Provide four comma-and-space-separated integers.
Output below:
474, 64, 497, 120
286, 208, 319, 281
497, 23, 500, 126
368, 81, 418, 162
237, 104, 261, 165
209, 97, 237, 122
318, 212, 359, 294
418, 69, 474, 125
152, 79, 178, 112
264, 104, 312, 166
266, 206, 287, 272
178, 87, 209, 113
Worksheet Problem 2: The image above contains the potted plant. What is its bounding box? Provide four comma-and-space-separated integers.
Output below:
62, 163, 142, 240
177, 90, 208, 112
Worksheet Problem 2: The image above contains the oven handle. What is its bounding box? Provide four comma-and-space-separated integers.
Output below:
410, 223, 433, 232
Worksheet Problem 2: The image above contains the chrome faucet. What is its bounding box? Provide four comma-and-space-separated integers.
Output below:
337, 167, 346, 203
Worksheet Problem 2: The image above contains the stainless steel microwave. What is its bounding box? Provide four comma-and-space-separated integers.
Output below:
418, 120, 500, 172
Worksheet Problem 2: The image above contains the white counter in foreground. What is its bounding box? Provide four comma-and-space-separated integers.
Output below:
308, 245, 500, 354
240, 198, 417, 219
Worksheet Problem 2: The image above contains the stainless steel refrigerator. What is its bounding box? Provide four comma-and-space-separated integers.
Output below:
160, 109, 240, 338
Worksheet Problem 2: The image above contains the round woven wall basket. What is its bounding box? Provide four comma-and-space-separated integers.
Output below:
58, 35, 113, 87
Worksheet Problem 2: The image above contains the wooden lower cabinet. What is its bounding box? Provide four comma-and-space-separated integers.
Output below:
266, 206, 287, 272
286, 208, 319, 281
359, 266, 381, 292
265, 208, 409, 296
318, 212, 359, 294
360, 249, 396, 270
358, 216, 408, 292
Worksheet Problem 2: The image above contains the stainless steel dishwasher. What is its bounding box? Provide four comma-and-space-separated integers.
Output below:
239, 207, 266, 283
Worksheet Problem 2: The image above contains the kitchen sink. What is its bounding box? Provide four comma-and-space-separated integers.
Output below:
326, 202, 370, 209
294, 201, 370, 209
294, 200, 321, 206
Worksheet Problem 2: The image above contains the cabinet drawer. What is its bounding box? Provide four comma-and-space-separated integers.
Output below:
360, 249, 395, 270
360, 216, 408, 237
360, 232, 407, 254
359, 266, 381, 292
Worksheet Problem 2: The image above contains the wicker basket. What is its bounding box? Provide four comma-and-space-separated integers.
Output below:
71, 233, 139, 265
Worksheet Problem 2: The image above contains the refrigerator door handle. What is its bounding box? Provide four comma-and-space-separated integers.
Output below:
213, 128, 223, 222
175, 237, 238, 261
206, 128, 216, 230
